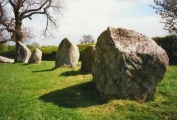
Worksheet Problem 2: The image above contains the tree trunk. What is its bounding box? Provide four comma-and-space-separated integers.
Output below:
15, 40, 20, 63
14, 21, 23, 63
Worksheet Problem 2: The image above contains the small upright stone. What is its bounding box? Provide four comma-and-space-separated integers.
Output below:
28, 48, 42, 64
55, 38, 80, 68
16, 41, 31, 63
92, 27, 169, 102
81, 45, 96, 72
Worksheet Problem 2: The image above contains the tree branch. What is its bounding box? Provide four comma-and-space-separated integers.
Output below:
0, 39, 13, 44
20, 0, 50, 18
9, 0, 15, 9
151, 0, 177, 34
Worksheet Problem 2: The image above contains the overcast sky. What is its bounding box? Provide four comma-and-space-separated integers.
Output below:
27, 0, 168, 46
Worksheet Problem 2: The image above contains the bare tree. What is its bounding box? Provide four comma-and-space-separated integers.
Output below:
0, 0, 63, 62
151, 0, 177, 34
80, 35, 95, 44
31, 42, 40, 48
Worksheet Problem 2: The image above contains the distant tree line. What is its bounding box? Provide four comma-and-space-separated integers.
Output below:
1, 34, 177, 64
0, 43, 95, 61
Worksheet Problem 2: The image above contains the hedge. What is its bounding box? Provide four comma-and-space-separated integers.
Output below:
152, 35, 177, 64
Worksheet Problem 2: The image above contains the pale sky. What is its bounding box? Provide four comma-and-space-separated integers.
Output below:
27, 0, 168, 46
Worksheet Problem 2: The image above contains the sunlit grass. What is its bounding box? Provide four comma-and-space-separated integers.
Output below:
0, 61, 177, 120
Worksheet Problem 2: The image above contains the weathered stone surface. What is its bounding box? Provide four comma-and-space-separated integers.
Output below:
55, 38, 80, 68
92, 27, 169, 102
0, 56, 14, 63
17, 41, 31, 63
28, 48, 42, 64
81, 45, 96, 72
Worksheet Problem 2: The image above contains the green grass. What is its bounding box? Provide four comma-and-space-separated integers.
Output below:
0, 61, 177, 120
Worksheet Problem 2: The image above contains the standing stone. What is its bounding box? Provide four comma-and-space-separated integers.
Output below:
17, 41, 31, 63
55, 38, 80, 68
81, 45, 96, 72
0, 56, 14, 63
92, 27, 169, 102
28, 48, 42, 64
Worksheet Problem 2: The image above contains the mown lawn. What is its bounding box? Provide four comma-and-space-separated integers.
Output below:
0, 61, 177, 120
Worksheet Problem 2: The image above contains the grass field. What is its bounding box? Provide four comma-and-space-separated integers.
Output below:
0, 61, 177, 120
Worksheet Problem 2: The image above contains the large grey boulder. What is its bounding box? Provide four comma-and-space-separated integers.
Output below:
92, 27, 169, 102
55, 38, 80, 68
81, 45, 96, 72
17, 41, 31, 63
28, 48, 42, 64
0, 56, 14, 63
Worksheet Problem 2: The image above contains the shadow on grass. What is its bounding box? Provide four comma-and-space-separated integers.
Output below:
32, 67, 56, 72
59, 69, 91, 76
39, 81, 107, 108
